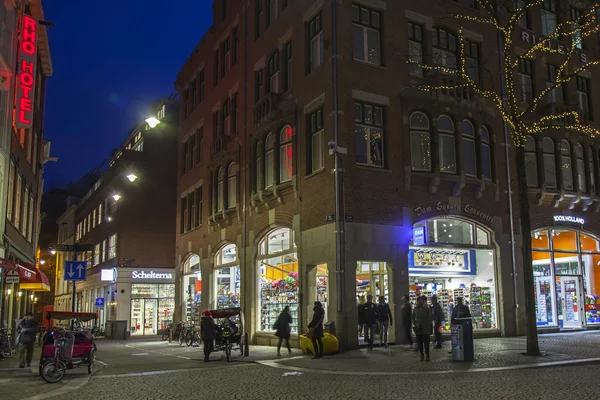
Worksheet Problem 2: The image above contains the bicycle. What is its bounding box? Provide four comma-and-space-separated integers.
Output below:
0, 328, 16, 358
178, 324, 191, 347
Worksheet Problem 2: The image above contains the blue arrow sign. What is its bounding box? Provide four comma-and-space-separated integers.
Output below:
64, 261, 87, 281
95, 297, 105, 307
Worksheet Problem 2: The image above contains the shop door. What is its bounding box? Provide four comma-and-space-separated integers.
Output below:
143, 299, 158, 335
556, 276, 583, 329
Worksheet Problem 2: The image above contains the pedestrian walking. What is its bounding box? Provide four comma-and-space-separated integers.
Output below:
307, 301, 325, 359
452, 297, 472, 319
273, 306, 293, 356
412, 295, 432, 361
430, 296, 444, 349
200, 311, 216, 362
359, 295, 379, 348
357, 296, 366, 338
377, 296, 393, 347
401, 295, 414, 349
17, 312, 38, 368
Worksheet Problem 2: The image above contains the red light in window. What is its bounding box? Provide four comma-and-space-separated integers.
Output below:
15, 15, 38, 129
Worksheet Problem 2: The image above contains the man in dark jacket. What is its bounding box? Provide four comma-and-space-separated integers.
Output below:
377, 296, 393, 347
200, 311, 216, 362
17, 312, 38, 368
430, 296, 444, 349
308, 301, 325, 359
401, 295, 413, 348
359, 295, 379, 348
452, 297, 472, 319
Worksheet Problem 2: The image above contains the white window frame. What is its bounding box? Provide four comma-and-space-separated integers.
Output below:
409, 111, 431, 172
541, 0, 557, 37
227, 163, 237, 209
264, 133, 275, 188
352, 5, 381, 66
308, 13, 323, 72
94, 244, 100, 266
310, 108, 324, 173
108, 234, 117, 260
354, 102, 385, 168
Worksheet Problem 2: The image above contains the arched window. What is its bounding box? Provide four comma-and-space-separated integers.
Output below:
438, 115, 456, 174
542, 137, 557, 188
561, 140, 573, 190
214, 244, 240, 309
255, 142, 261, 191
279, 126, 293, 182
227, 162, 237, 209
481, 126, 492, 180
217, 167, 224, 212
575, 143, 586, 192
588, 148, 596, 194
264, 133, 274, 188
461, 120, 476, 177
410, 112, 431, 171
525, 136, 538, 187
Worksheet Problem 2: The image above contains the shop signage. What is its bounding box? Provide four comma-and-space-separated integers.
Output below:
131, 271, 173, 280
553, 215, 585, 225
520, 30, 587, 63
5, 270, 19, 284
100, 268, 116, 282
414, 201, 459, 218
16, 14, 38, 129
463, 204, 493, 224
413, 226, 426, 246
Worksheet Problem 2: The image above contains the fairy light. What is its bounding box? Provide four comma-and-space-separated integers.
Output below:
409, 1, 600, 148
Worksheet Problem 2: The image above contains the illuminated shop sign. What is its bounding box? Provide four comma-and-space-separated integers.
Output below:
553, 215, 585, 225
520, 30, 587, 63
16, 14, 38, 128
408, 248, 477, 276
413, 226, 426, 246
100, 269, 116, 282
131, 271, 173, 280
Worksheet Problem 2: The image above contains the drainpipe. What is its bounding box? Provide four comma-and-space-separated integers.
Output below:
496, 7, 519, 335
242, 0, 249, 354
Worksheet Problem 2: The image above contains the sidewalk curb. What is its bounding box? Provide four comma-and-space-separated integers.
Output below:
257, 356, 600, 376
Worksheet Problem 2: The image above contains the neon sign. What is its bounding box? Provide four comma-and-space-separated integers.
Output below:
553, 215, 585, 225
16, 15, 38, 129
413, 226, 426, 246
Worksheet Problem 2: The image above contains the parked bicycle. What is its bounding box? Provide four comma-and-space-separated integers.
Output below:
178, 323, 200, 347
0, 328, 16, 358
162, 322, 183, 341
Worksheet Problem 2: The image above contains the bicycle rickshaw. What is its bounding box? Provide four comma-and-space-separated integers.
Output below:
39, 311, 97, 383
210, 307, 244, 362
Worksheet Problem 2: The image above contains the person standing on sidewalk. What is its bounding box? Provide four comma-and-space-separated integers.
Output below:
17, 312, 38, 368
401, 295, 414, 349
360, 295, 379, 349
274, 306, 293, 356
307, 301, 325, 359
200, 311, 216, 362
430, 296, 444, 349
377, 296, 393, 347
412, 295, 432, 361
452, 297, 472, 319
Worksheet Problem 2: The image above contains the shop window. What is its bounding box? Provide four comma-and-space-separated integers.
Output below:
476, 227, 489, 245
183, 254, 202, 324
356, 261, 393, 342
533, 251, 555, 326
553, 229, 578, 252
426, 218, 473, 245
532, 230, 550, 249
227, 163, 237, 209
525, 135, 539, 187
542, 137, 557, 188
316, 264, 328, 321
258, 227, 298, 332
409, 111, 431, 171
214, 244, 240, 309
580, 233, 600, 252
461, 120, 477, 177
437, 115, 456, 174
561, 140, 574, 190
264, 133, 275, 188
130, 284, 175, 336
279, 126, 293, 182
575, 143, 586, 192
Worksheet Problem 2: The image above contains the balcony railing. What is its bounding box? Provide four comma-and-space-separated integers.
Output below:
253, 92, 281, 129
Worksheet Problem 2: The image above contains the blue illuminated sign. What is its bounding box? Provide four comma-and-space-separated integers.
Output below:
413, 226, 425, 246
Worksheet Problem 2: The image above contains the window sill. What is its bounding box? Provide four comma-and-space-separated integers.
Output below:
306, 63, 324, 76
305, 168, 325, 179
352, 59, 386, 70
179, 225, 203, 237
356, 164, 391, 173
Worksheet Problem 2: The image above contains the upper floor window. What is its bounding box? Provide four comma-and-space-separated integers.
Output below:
228, 163, 237, 209
481, 126, 492, 181
352, 5, 381, 66
438, 115, 456, 174
254, 69, 264, 102
222, 36, 232, 76
589, 148, 596, 194
354, 101, 384, 167
518, 59, 533, 103
280, 126, 293, 182
515, 0, 530, 29
217, 167, 224, 212
214, 50, 220, 86
181, 141, 189, 176
577, 76, 591, 120
542, 137, 557, 188
223, 98, 231, 136
196, 186, 203, 227
98, 203, 103, 225
571, 7, 583, 49
575, 143, 586, 192
189, 80, 196, 114
266, 0, 278, 28
180, 196, 187, 234
94, 244, 100, 266
525, 136, 539, 187
546, 64, 563, 104
264, 133, 275, 188
432, 28, 457, 71
222, 0, 228, 20
307, 12, 324, 73
198, 70, 205, 104
268, 50, 280, 94
232, 26, 238, 66
541, 0, 557, 37
464, 40, 480, 83
409, 111, 431, 171
561, 140, 573, 190
308, 108, 324, 174
461, 120, 477, 177
284, 41, 292, 91
255, 141, 262, 190
407, 22, 423, 76
255, 0, 264, 39
189, 134, 196, 169
108, 234, 117, 259
188, 192, 195, 231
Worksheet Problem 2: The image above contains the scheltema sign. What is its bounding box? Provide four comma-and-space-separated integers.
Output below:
16, 15, 38, 128
131, 271, 173, 280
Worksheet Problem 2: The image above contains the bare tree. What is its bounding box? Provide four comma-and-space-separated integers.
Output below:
412, 0, 600, 356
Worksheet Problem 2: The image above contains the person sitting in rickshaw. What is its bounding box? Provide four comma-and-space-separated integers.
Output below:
227, 317, 239, 336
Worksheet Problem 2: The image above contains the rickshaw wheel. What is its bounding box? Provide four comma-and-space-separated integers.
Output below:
88, 350, 95, 374
41, 360, 66, 383
225, 345, 232, 363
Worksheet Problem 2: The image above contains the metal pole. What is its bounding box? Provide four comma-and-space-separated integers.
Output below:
242, 0, 249, 357
71, 251, 77, 330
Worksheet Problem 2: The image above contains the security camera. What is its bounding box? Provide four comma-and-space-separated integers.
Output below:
328, 140, 337, 149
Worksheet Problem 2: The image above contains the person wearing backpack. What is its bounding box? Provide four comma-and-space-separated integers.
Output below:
412, 295, 432, 361
273, 306, 293, 356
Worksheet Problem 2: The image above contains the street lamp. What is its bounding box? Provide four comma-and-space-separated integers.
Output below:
126, 174, 137, 182
17, 291, 22, 297
145, 117, 160, 128
6, 288, 11, 296
50, 250, 56, 255
112, 194, 121, 201
40, 259, 46, 265
30, 294, 34, 300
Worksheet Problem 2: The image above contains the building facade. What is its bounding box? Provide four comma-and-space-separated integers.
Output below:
61, 100, 179, 334
174, 0, 600, 349
53, 201, 76, 311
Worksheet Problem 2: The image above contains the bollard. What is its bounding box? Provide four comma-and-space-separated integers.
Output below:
169, 327, 173, 343
244, 332, 249, 357
123, 327, 127, 340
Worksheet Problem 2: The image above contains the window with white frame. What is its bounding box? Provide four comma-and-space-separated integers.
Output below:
541, 0, 557, 37
217, 167, 224, 212
92, 209, 96, 229
518, 59, 533, 103
432, 28, 457, 71
575, 143, 586, 192
438, 115, 456, 174
264, 133, 275, 188
481, 126, 492, 181
461, 120, 477, 177
354, 101, 384, 167
352, 5, 381, 66
279, 126, 293, 182
571, 7, 583, 49
102, 239, 107, 262
407, 22, 423, 76
308, 12, 323, 72
543, 137, 557, 188
94, 244, 100, 266
228, 163, 237, 208
308, 108, 324, 174
546, 64, 563, 104
268, 50, 280, 93
108, 234, 117, 259
409, 111, 431, 171
525, 136, 538, 187
577, 76, 591, 120
464, 40, 480, 83
561, 140, 574, 190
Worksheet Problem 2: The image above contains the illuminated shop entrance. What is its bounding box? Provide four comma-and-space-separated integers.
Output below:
409, 217, 498, 332
182, 255, 201, 324
532, 229, 600, 328
214, 244, 240, 309
356, 261, 394, 344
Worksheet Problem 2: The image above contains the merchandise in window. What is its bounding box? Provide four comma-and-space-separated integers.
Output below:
214, 244, 240, 309
354, 101, 384, 167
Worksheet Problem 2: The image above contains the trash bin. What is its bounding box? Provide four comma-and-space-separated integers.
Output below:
450, 317, 474, 361
107, 320, 128, 339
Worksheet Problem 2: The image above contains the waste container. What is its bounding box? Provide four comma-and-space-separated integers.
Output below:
107, 320, 128, 339
450, 317, 474, 361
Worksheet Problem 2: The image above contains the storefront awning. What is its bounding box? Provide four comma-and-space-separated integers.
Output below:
20, 268, 51, 292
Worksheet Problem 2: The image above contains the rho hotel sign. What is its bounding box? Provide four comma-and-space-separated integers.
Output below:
16, 14, 38, 129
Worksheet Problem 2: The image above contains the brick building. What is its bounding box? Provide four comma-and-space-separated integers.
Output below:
58, 99, 179, 335
175, 0, 600, 349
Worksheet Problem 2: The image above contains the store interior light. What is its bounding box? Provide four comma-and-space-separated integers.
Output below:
50, 250, 56, 255
17, 291, 22, 297
34, 297, 38, 303
40, 259, 46, 265
30, 294, 34, 300
145, 117, 160, 128
126, 174, 137, 182
6, 288, 11, 295
112, 194, 121, 201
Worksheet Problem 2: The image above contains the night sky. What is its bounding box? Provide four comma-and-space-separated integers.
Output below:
42, 1, 211, 189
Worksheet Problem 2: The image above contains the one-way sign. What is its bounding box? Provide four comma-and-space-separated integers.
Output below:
64, 261, 87, 281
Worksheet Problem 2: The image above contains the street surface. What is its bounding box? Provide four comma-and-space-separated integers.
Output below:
1, 331, 600, 399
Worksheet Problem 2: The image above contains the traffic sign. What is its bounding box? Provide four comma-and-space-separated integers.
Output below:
4, 269, 20, 284
95, 298, 105, 307
64, 261, 87, 281
74, 244, 94, 252
49, 243, 94, 252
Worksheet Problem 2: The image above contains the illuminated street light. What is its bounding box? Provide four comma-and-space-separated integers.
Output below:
6, 289, 11, 295
112, 194, 121, 201
30, 294, 34, 300
50, 250, 56, 255
126, 174, 137, 182
17, 291, 22, 297
145, 117, 160, 128
40, 259, 46, 265
107, 217, 113, 222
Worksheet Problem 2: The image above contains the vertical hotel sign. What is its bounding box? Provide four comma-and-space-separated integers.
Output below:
16, 14, 38, 129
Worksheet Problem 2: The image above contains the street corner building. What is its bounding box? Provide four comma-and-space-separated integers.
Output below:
52, 99, 180, 336
0, 0, 54, 331
173, 0, 600, 350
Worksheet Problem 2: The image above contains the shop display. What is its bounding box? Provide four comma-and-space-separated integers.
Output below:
260, 271, 299, 332
586, 295, 600, 323
469, 286, 493, 328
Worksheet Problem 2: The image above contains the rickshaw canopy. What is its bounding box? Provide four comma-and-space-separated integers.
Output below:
45, 311, 98, 322
209, 307, 242, 319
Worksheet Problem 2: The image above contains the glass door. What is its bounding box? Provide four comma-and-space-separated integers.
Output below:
556, 276, 583, 328
143, 299, 157, 335
131, 299, 143, 335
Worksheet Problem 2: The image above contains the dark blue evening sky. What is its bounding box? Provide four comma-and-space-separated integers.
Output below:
42, 1, 211, 189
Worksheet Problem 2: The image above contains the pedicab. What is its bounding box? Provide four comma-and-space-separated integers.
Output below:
39, 311, 98, 383
209, 307, 244, 362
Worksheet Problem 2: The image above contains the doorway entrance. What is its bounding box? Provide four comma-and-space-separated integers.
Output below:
131, 299, 158, 335
556, 276, 583, 329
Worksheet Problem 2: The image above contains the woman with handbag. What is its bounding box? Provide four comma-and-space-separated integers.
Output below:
274, 306, 293, 356
307, 301, 325, 359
